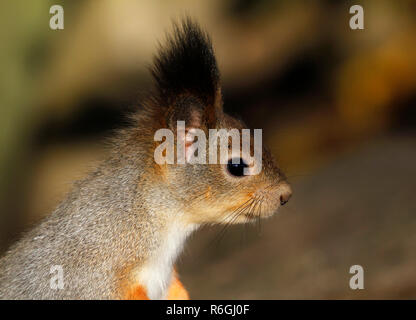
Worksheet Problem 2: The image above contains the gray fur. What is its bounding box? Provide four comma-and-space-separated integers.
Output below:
0, 121, 170, 299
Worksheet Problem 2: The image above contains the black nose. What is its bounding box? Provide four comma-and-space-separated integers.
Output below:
279, 189, 292, 206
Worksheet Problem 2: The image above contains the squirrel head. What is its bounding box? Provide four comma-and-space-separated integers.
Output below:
128, 18, 291, 225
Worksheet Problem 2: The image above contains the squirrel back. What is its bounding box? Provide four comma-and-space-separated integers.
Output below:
0, 18, 291, 299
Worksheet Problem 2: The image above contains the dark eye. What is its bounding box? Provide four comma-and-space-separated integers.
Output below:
227, 158, 248, 177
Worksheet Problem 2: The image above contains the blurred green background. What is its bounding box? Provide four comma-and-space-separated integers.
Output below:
1, 0, 415, 298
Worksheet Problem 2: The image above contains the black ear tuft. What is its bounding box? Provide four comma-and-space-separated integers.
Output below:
151, 17, 221, 107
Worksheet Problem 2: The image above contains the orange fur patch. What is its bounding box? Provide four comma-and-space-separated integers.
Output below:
125, 284, 149, 300
123, 278, 189, 300
167, 277, 190, 300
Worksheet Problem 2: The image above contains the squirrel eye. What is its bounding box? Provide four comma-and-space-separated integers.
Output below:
227, 158, 248, 177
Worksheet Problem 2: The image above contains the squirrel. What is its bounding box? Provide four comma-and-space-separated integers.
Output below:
0, 18, 291, 300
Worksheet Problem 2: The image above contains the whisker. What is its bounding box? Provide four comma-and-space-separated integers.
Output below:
257, 196, 264, 236
249, 197, 261, 221
209, 198, 254, 248
212, 210, 245, 247
246, 197, 258, 221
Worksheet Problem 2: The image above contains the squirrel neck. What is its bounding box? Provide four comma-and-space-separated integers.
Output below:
131, 219, 197, 299
59, 147, 198, 299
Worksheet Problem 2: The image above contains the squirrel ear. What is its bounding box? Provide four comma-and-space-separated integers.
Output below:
166, 98, 211, 163
151, 17, 223, 128
166, 96, 209, 131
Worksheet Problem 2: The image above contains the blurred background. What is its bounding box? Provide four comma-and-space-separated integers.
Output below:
1, 0, 415, 298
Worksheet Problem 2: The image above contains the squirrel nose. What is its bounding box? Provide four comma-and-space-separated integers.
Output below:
278, 183, 292, 206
